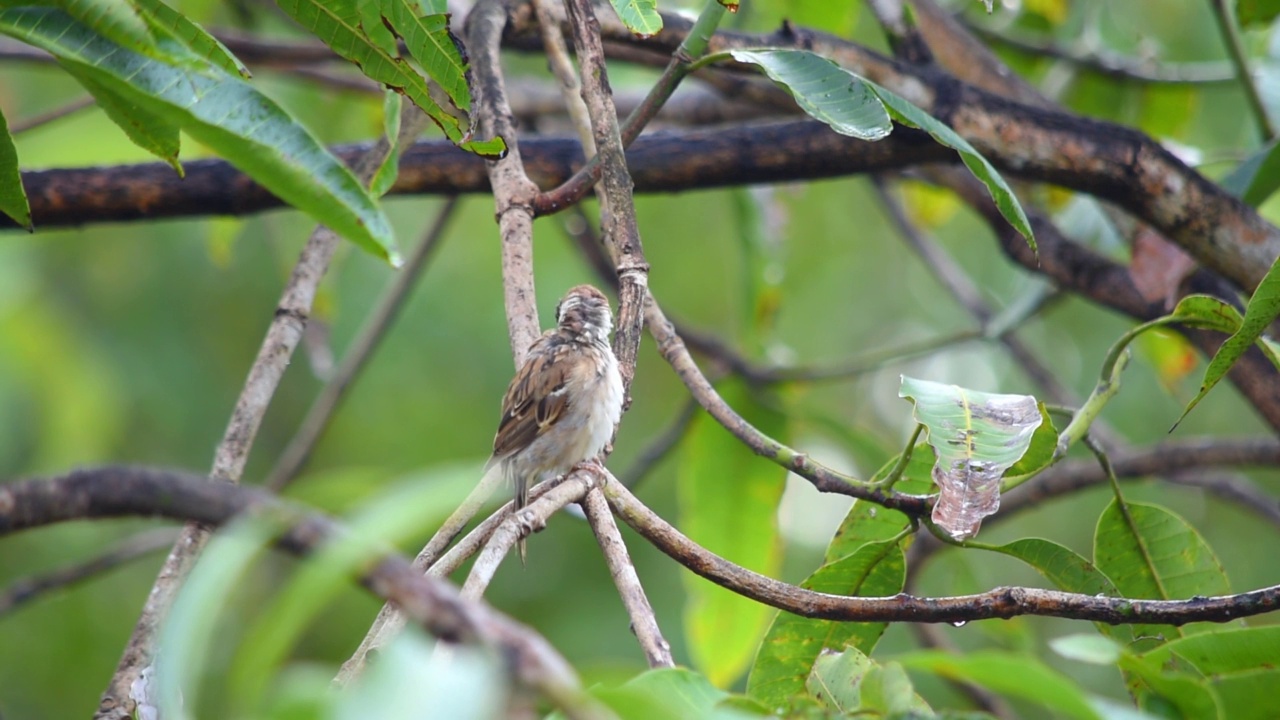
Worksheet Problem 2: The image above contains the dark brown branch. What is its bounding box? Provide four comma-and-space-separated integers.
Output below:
602, 476, 1280, 625
0, 467, 595, 716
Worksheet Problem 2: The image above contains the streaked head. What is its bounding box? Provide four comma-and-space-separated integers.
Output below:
556, 284, 614, 343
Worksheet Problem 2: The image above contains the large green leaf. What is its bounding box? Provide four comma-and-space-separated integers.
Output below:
609, 0, 662, 37
133, 0, 251, 78
1175, 258, 1280, 427
895, 650, 1102, 720
1050, 634, 1222, 719
0, 7, 399, 262
58, 62, 182, 172
899, 376, 1042, 540
806, 648, 932, 716
728, 49, 892, 141
867, 80, 1036, 250
985, 537, 1129, 641
1093, 500, 1231, 641
52, 0, 154, 53
0, 107, 30, 229
747, 540, 905, 707
680, 379, 786, 687
1141, 626, 1280, 720
1237, 0, 1280, 27
275, 0, 505, 158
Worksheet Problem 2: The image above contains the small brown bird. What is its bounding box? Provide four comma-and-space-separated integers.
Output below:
483, 285, 625, 560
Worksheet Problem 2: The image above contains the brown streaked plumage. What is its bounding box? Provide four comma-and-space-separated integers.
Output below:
484, 285, 625, 561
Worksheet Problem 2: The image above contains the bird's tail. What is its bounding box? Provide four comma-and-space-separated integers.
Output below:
511, 464, 529, 566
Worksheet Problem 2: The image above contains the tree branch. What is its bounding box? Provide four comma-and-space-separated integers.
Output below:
0, 467, 599, 718
601, 475, 1280, 624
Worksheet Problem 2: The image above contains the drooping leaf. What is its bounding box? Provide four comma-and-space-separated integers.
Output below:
274, 0, 505, 158
381, 0, 469, 111
894, 650, 1102, 720
680, 379, 786, 687
0, 7, 400, 263
609, 0, 662, 37
728, 49, 892, 141
985, 537, 1128, 640
52, 0, 154, 53
58, 62, 182, 173
370, 90, 403, 197
0, 107, 31, 229
1141, 626, 1280, 720
747, 540, 905, 707
1175, 256, 1280, 427
132, 0, 251, 78
1093, 499, 1231, 641
899, 376, 1042, 540
866, 80, 1036, 251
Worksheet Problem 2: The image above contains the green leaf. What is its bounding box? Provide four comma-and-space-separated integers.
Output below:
591, 668, 762, 720
276, 0, 505, 158
370, 90, 403, 197
381, 0, 469, 111
899, 376, 1043, 540
227, 465, 477, 711
1051, 634, 1124, 664
0, 108, 31, 229
1237, 0, 1280, 27
1003, 401, 1057, 477
806, 647, 871, 712
985, 537, 1127, 640
133, 0, 251, 78
895, 650, 1102, 720
860, 661, 930, 716
747, 540, 905, 707
1093, 499, 1231, 641
1175, 256, 1280, 427
1141, 626, 1280, 720
867, 80, 1036, 251
609, 0, 662, 37
1220, 137, 1280, 206
728, 49, 892, 141
58, 62, 182, 173
1120, 653, 1224, 720
52, 0, 154, 53
0, 7, 400, 263
680, 379, 786, 687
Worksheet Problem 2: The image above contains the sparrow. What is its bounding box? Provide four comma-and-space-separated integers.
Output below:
483, 284, 625, 561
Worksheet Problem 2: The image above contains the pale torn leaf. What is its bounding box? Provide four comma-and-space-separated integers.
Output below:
899, 376, 1042, 540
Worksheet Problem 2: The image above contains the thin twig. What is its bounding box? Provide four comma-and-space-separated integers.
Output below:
1209, 0, 1275, 141
581, 471, 674, 668
0, 528, 176, 617
266, 196, 462, 490
98, 106, 432, 720
9, 96, 96, 134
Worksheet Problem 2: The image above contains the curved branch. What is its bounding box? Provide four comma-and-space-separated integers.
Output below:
0, 467, 595, 716
602, 476, 1280, 625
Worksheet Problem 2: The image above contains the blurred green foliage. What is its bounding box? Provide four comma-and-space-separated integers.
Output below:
0, 0, 1278, 717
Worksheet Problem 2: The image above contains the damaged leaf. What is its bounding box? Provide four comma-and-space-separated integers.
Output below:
899, 376, 1042, 540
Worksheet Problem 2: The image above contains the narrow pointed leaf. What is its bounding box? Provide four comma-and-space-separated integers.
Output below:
59, 62, 182, 173
0, 108, 31, 229
729, 49, 892, 141
1175, 256, 1280, 427
899, 376, 1042, 540
609, 0, 662, 37
0, 7, 399, 262
747, 540, 905, 707
133, 0, 251, 78
1094, 499, 1231, 641
53, 0, 154, 52
680, 379, 786, 687
866, 80, 1036, 251
275, 0, 505, 158
383, 0, 469, 110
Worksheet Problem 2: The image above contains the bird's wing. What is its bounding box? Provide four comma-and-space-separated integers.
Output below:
492, 336, 574, 458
